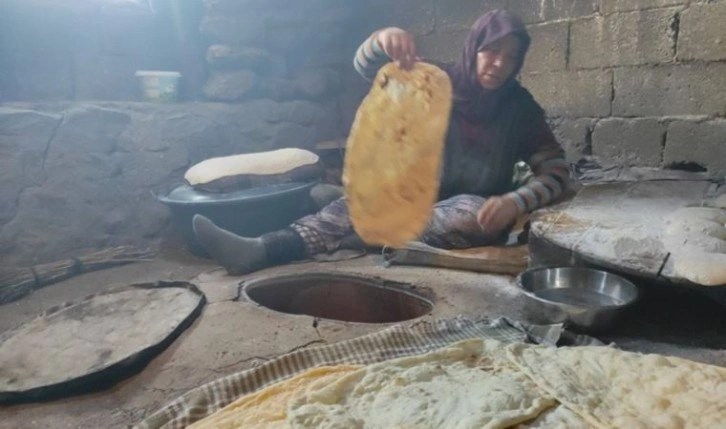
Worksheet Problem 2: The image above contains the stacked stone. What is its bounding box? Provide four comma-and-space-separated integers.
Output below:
201, 0, 350, 101
199, 0, 360, 149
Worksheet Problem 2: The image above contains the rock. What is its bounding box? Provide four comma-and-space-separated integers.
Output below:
0, 101, 335, 265
203, 0, 286, 14
4, 52, 74, 101
206, 45, 286, 76
294, 68, 341, 99
255, 78, 301, 101
270, 123, 318, 150
203, 70, 257, 102
199, 15, 266, 45
0, 108, 62, 225
1, 105, 134, 264
313, 100, 343, 143
548, 117, 595, 162
274, 100, 326, 126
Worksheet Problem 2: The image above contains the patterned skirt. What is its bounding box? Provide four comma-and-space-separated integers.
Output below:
290, 195, 510, 255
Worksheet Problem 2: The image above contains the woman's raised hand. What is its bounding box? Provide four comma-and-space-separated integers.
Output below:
374, 27, 419, 70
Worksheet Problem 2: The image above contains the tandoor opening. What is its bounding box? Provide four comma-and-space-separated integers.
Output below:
241, 272, 434, 324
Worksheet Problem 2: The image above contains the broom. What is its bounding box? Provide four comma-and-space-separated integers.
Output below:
0, 246, 154, 305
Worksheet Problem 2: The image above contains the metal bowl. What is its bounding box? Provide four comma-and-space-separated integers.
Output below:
515, 266, 639, 332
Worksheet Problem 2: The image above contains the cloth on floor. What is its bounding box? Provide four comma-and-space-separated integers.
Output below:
134, 316, 601, 429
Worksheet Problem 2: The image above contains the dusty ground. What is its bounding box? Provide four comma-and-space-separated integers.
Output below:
0, 248, 725, 429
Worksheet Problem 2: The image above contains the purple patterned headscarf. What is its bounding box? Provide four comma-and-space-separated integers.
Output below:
445, 10, 531, 123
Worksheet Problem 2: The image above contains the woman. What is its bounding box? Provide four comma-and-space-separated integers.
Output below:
192, 10, 570, 275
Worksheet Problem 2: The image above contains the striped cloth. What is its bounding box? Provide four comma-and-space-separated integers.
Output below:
134, 316, 599, 429
353, 33, 571, 215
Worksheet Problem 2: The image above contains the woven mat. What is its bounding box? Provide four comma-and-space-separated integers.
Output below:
134, 316, 601, 429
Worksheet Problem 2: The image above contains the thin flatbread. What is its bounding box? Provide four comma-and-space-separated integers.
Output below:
507, 343, 726, 429
184, 148, 321, 193
516, 404, 593, 429
287, 339, 556, 429
344, 62, 453, 247
188, 365, 360, 429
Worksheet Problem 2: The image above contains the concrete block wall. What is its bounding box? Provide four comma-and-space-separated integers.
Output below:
367, 0, 726, 177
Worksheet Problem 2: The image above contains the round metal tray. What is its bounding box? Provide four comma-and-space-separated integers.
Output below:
156, 182, 316, 207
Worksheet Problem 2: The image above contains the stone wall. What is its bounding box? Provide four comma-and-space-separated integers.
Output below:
0, 0, 207, 102
370, 0, 726, 177
198, 0, 368, 144
0, 0, 370, 265
0, 100, 333, 265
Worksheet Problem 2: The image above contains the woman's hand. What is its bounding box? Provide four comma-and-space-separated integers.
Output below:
374, 27, 419, 70
477, 196, 521, 237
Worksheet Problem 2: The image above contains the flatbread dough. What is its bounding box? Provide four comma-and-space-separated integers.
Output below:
188, 365, 360, 429
343, 62, 453, 247
185, 148, 321, 193
662, 206, 726, 285
185, 339, 726, 429
507, 343, 726, 429
516, 404, 592, 429
287, 339, 556, 429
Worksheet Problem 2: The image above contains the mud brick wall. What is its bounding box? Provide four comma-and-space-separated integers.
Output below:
371, 0, 726, 177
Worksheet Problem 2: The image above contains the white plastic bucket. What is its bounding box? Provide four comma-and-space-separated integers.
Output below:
135, 70, 181, 102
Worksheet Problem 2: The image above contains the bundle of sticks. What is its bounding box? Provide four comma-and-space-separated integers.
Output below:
0, 246, 154, 305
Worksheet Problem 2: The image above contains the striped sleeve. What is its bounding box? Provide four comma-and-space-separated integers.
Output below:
353, 32, 391, 81
505, 117, 571, 214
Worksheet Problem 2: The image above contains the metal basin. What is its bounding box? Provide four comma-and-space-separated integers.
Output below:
516, 267, 639, 332
155, 182, 317, 257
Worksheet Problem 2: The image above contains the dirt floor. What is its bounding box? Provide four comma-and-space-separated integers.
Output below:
1, 248, 725, 429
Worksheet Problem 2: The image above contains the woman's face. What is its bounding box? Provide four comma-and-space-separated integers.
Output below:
475, 34, 522, 90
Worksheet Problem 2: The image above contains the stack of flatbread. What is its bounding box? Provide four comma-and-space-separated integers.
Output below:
190, 339, 726, 428
343, 62, 453, 248
184, 148, 322, 193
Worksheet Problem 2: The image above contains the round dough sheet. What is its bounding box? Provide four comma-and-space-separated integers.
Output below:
0, 282, 205, 402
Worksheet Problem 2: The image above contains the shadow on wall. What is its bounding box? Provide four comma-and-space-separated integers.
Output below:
0, 0, 208, 102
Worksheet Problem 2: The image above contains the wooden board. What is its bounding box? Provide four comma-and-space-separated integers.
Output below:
0, 281, 205, 403
383, 242, 528, 275
530, 180, 718, 283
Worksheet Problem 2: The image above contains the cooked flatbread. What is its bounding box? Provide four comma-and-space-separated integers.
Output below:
343, 62, 453, 247
516, 404, 593, 429
185, 148, 321, 193
287, 339, 556, 429
188, 365, 360, 429
507, 343, 726, 429
662, 206, 726, 286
